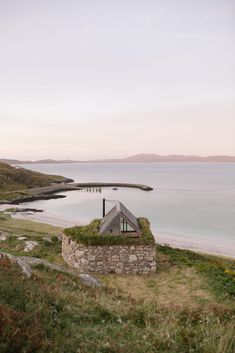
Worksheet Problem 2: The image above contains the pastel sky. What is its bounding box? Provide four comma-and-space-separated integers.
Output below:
0, 0, 235, 159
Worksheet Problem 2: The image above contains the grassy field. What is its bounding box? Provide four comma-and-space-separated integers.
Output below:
0, 213, 235, 353
0, 212, 63, 264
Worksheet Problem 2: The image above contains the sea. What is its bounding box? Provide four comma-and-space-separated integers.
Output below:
20, 162, 235, 247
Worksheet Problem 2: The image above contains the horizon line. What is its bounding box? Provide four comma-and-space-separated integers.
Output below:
1, 153, 235, 163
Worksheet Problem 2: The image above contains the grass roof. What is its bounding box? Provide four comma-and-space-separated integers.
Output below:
64, 218, 155, 246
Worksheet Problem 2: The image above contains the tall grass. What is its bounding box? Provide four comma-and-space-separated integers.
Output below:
157, 245, 235, 299
0, 256, 234, 353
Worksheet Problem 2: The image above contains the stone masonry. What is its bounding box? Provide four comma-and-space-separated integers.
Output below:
62, 234, 156, 274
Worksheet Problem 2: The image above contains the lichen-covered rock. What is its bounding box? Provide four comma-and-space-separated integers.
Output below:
43, 235, 53, 243
0, 252, 32, 278
18, 236, 28, 241
79, 274, 102, 288
23, 241, 39, 252
0, 252, 103, 287
0, 231, 9, 241
0, 233, 7, 241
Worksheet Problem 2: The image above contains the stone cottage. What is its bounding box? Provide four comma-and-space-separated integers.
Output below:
62, 201, 156, 274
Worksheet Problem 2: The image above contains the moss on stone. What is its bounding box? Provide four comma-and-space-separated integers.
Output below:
64, 217, 155, 246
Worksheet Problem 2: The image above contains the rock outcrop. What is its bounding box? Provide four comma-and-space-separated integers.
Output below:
0, 231, 8, 241
23, 240, 39, 252
0, 251, 102, 288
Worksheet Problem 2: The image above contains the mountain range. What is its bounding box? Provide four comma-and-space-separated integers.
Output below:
1, 153, 235, 164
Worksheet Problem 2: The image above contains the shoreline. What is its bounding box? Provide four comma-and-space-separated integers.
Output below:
1, 204, 234, 259
156, 233, 235, 259
0, 182, 153, 205
0, 204, 79, 228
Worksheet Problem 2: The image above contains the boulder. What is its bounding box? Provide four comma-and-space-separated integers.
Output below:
79, 273, 103, 288
0, 251, 103, 288
43, 235, 53, 243
0, 252, 32, 278
0, 233, 7, 241
23, 241, 39, 252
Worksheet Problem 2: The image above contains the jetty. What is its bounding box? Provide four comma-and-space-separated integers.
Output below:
2, 182, 153, 205
73, 182, 153, 191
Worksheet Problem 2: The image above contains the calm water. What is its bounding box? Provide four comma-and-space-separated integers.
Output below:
21, 163, 235, 242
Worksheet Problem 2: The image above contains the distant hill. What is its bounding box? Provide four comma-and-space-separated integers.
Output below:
120, 154, 235, 163
88, 153, 235, 163
0, 158, 77, 164
34, 159, 77, 164
0, 158, 32, 164
0, 162, 72, 192
1, 153, 235, 164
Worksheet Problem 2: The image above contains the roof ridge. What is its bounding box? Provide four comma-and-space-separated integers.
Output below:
99, 201, 141, 235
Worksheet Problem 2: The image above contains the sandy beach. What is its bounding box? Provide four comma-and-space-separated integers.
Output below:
1, 204, 234, 259
156, 233, 235, 259
0, 204, 79, 228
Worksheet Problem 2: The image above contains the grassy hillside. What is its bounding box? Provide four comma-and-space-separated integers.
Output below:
0, 212, 234, 353
0, 163, 69, 191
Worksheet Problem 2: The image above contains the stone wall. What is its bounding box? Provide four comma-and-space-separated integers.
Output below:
62, 234, 156, 274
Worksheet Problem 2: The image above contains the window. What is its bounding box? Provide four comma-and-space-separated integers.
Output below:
121, 218, 134, 232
